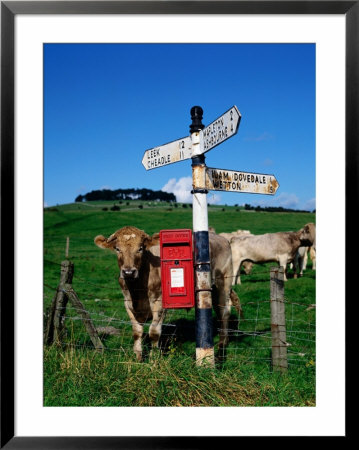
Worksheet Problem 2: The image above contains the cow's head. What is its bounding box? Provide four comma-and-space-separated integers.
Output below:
298, 223, 316, 246
94, 226, 158, 279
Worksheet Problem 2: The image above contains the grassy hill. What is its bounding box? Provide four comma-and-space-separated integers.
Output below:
44, 201, 316, 406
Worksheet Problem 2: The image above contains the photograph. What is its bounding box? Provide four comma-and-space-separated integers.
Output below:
43, 42, 316, 407
2, 1, 352, 445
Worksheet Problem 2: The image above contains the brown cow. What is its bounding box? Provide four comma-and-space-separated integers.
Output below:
94, 226, 241, 360
94, 226, 163, 361
230, 223, 316, 285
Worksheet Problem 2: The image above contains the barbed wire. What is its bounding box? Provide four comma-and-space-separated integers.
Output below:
56, 307, 315, 345
44, 257, 315, 283
44, 272, 316, 305
51, 302, 314, 330
45, 285, 315, 314
44, 256, 315, 366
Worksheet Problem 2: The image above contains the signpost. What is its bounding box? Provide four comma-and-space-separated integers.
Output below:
142, 105, 279, 367
202, 106, 241, 153
189, 107, 213, 366
205, 167, 279, 195
142, 136, 192, 170
141, 105, 241, 170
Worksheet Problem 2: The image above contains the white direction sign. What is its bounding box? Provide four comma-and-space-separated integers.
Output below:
142, 136, 192, 171
205, 167, 279, 195
202, 106, 241, 153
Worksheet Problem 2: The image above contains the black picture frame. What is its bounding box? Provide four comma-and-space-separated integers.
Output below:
1, 1, 354, 447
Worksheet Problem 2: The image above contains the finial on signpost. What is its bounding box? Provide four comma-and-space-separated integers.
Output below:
190, 106, 205, 133
190, 106, 205, 160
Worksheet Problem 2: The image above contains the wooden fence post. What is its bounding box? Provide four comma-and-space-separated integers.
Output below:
44, 260, 74, 345
44, 260, 104, 352
65, 236, 70, 259
270, 266, 288, 372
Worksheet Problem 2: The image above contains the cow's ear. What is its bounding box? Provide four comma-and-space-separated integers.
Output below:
143, 232, 159, 249
94, 235, 112, 249
151, 232, 160, 244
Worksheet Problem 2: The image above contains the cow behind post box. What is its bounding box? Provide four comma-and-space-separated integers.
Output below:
160, 229, 195, 309
94, 226, 241, 360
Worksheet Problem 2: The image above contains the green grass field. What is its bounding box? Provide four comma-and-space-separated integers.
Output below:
44, 201, 316, 407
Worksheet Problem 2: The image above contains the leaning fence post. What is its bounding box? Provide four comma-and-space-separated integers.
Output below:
44, 260, 74, 345
62, 283, 104, 352
44, 260, 104, 352
270, 266, 288, 372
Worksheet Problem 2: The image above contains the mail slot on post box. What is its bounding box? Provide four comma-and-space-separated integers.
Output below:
160, 229, 195, 309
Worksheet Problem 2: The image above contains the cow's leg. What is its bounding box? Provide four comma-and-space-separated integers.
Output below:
278, 255, 289, 281
310, 246, 316, 270
294, 255, 302, 279
232, 256, 242, 285
132, 322, 144, 361
149, 298, 165, 353
302, 249, 308, 272
218, 303, 231, 352
124, 301, 144, 361
292, 252, 299, 279
230, 250, 240, 285
299, 252, 307, 277
216, 279, 231, 354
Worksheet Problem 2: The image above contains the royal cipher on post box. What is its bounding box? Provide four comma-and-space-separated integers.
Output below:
160, 229, 195, 309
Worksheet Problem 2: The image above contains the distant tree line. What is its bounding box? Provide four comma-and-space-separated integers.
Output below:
243, 203, 313, 213
75, 188, 176, 203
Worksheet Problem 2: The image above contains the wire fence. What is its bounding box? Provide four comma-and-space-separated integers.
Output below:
44, 258, 315, 287
44, 261, 315, 370
44, 234, 316, 370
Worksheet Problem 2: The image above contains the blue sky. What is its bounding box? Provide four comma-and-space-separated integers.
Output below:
44, 43, 315, 210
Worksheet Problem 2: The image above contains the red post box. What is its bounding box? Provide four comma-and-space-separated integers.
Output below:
160, 229, 195, 309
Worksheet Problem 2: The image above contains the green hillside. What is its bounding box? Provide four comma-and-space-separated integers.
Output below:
44, 201, 316, 407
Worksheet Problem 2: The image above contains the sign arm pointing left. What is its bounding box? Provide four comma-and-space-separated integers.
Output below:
142, 136, 192, 170
142, 105, 242, 170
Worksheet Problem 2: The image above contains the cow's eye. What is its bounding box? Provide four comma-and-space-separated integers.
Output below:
138, 246, 143, 252
115, 247, 121, 253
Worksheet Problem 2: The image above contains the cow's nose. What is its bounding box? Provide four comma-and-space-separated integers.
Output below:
122, 268, 137, 278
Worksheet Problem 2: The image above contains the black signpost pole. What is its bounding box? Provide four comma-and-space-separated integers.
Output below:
190, 106, 215, 367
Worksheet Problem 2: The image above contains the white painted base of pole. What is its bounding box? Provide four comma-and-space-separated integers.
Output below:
196, 347, 215, 367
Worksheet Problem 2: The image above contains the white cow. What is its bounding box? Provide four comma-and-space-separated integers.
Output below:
310, 245, 316, 270
230, 223, 316, 284
292, 224, 316, 277
219, 231, 254, 276
292, 246, 309, 278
